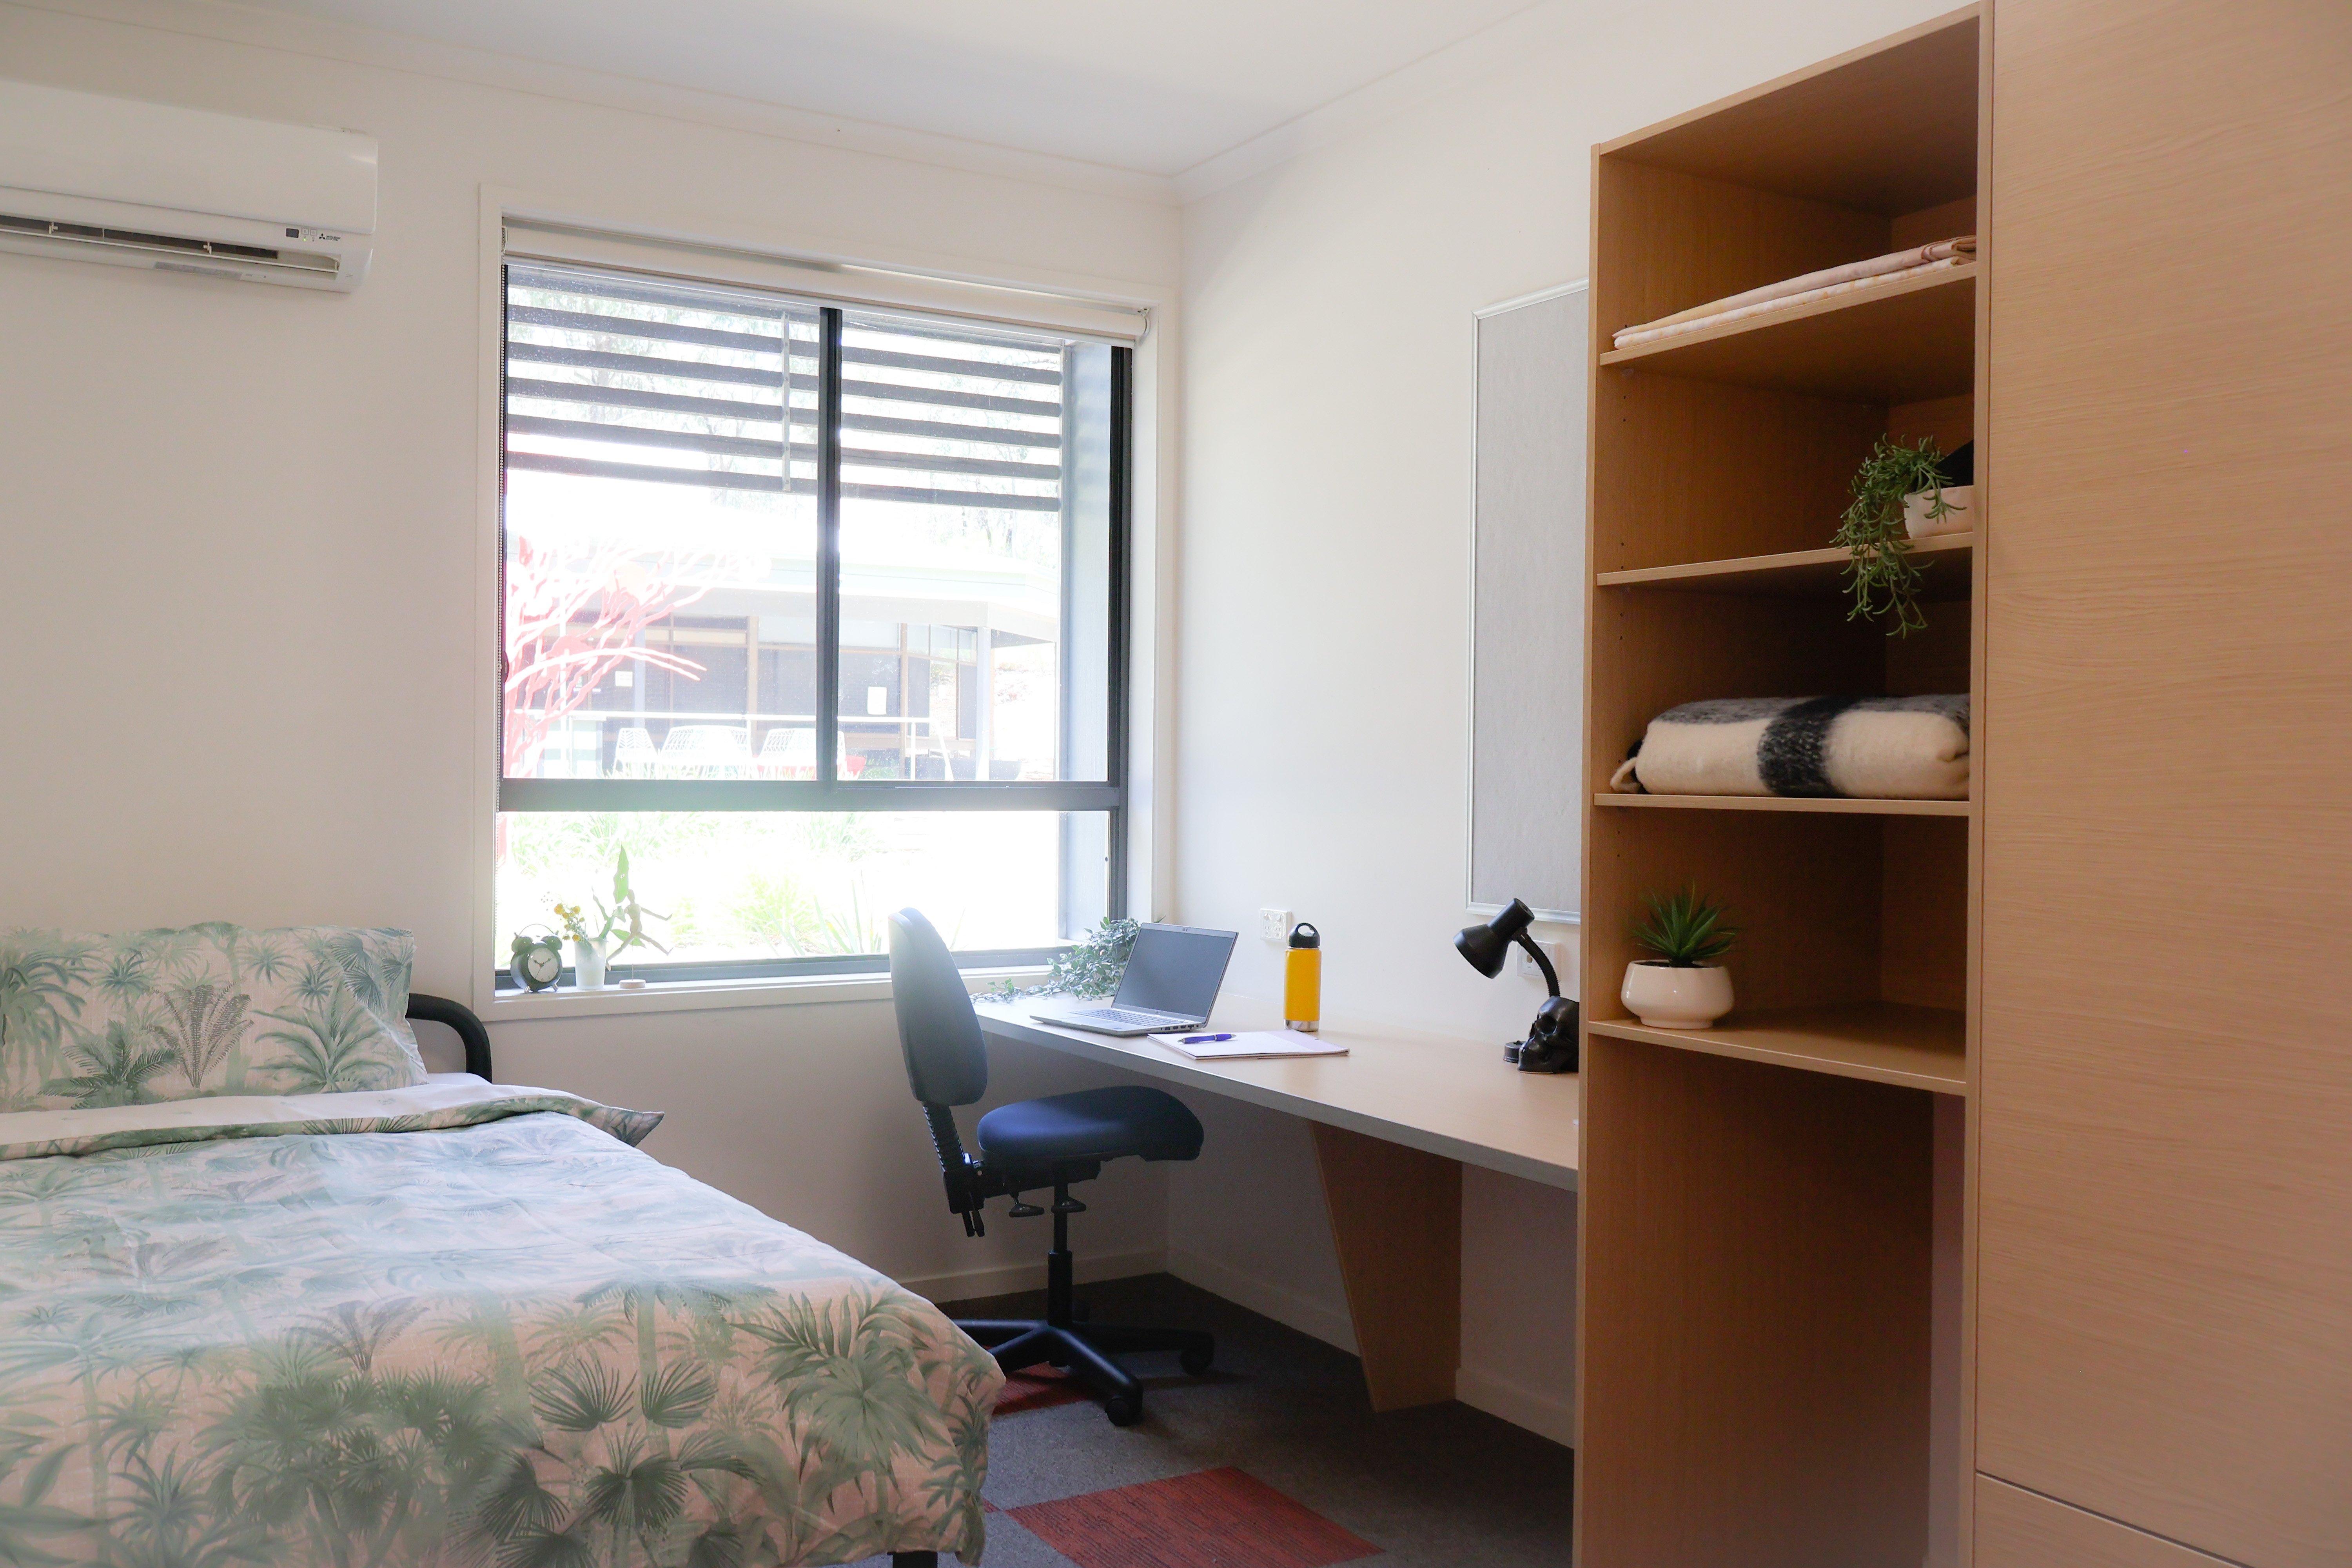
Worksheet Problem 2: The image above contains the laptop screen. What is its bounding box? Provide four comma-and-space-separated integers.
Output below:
1115, 924, 1238, 1017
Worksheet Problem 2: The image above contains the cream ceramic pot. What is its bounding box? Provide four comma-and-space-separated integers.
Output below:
1903, 483, 1973, 539
1621, 961, 1734, 1029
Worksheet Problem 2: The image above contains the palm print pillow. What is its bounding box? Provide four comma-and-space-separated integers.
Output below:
0, 923, 428, 1111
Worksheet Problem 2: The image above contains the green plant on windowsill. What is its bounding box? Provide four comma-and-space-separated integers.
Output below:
1631, 886, 1739, 968
593, 848, 672, 961
993, 917, 1140, 1000
1835, 436, 1956, 637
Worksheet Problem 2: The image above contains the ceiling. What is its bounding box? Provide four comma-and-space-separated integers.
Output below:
229, 0, 1547, 178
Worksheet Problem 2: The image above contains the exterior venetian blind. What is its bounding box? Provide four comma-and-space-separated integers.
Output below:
504, 263, 1067, 516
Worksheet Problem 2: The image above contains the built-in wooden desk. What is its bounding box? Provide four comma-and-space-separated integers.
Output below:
976, 999, 1580, 1410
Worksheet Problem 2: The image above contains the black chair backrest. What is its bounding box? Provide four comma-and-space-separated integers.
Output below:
888, 908, 988, 1107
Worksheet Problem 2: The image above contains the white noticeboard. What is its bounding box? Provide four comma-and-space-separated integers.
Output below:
1468, 281, 1587, 923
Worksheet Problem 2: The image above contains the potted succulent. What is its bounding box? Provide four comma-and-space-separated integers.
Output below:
1622, 886, 1739, 1029
1834, 436, 1969, 637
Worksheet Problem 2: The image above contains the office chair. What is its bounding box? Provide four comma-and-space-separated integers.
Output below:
888, 908, 1214, 1426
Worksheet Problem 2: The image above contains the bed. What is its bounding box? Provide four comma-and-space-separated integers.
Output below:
0, 924, 1000, 1568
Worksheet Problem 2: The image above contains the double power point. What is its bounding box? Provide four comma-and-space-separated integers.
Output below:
1258, 908, 1293, 942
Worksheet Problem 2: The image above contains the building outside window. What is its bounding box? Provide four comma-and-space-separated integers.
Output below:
495, 258, 1127, 984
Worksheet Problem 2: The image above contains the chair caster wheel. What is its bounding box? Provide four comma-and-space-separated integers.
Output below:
1180, 1343, 1214, 1376
1105, 1394, 1142, 1427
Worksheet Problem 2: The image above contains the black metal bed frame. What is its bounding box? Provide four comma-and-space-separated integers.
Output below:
404, 993, 494, 1078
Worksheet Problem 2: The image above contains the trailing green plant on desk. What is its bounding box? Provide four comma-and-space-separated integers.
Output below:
1836, 435, 1956, 637
994, 917, 1140, 1000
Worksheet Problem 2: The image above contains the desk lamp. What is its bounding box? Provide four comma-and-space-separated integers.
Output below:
1455, 897, 1579, 1074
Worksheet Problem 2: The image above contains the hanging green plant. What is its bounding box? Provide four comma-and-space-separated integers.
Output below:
1835, 436, 1956, 637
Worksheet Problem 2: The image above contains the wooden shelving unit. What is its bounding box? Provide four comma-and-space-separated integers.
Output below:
1575, 9, 1983, 1567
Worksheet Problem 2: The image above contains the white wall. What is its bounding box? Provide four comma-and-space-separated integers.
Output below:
1169, 0, 1958, 1441
0, 0, 1180, 1301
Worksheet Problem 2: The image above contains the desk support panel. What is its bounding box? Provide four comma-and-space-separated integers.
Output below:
1311, 1123, 1463, 1412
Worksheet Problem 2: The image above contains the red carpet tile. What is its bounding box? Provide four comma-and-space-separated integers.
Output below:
994, 1365, 1093, 1416
1009, 1466, 1380, 1568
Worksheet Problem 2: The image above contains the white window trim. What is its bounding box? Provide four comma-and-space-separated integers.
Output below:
468, 184, 1175, 1019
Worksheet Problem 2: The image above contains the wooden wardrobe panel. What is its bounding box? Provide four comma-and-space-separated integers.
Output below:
1977, 1479, 2243, 1568
1979, 1, 2352, 1564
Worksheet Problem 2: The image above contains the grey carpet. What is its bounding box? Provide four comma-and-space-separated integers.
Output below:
867, 1272, 1576, 1568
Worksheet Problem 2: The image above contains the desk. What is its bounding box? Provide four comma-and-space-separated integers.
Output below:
976, 999, 1579, 1411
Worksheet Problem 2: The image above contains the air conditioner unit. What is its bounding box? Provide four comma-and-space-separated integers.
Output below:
0, 78, 376, 291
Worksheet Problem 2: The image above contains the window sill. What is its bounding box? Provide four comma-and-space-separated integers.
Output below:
481, 963, 1053, 1022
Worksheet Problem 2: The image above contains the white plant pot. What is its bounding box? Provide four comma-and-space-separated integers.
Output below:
572, 939, 608, 991
1621, 961, 1734, 1029
1903, 483, 1974, 540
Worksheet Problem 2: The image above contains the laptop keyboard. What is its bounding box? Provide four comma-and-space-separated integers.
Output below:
1073, 1007, 1192, 1027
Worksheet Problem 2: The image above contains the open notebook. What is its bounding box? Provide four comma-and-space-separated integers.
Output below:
1149, 1030, 1350, 1061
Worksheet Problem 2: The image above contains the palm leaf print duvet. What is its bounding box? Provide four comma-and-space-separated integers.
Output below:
0, 1078, 1002, 1566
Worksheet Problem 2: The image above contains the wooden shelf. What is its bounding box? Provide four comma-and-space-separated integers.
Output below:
1598, 533, 1973, 597
1594, 793, 1969, 817
1587, 1001, 1966, 1094
1600, 265, 1975, 403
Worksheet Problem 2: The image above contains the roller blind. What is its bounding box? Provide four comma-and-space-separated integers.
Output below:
503, 218, 1149, 345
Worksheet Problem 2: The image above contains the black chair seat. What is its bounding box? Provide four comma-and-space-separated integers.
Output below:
977, 1086, 1203, 1165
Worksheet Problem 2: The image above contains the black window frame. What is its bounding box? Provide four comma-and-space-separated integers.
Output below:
495, 267, 1132, 986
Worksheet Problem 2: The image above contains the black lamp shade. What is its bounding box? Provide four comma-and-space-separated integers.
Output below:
1455, 897, 1535, 979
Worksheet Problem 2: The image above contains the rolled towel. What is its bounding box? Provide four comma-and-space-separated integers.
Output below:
1608, 695, 1970, 800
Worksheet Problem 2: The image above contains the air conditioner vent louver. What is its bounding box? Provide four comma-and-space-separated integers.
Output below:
0, 211, 342, 277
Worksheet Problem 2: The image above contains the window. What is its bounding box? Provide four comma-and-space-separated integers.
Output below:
496, 260, 1127, 984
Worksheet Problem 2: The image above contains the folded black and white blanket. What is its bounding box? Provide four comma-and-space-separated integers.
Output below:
1609, 695, 1970, 800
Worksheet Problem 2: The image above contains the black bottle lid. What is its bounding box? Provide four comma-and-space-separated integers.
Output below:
1289, 922, 1320, 949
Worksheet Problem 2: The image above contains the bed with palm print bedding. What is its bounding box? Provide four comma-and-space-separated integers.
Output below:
0, 1078, 1003, 1567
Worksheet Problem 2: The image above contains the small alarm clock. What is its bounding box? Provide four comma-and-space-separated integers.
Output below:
510, 928, 564, 993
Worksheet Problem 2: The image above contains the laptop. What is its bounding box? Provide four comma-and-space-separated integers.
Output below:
1037, 923, 1238, 1036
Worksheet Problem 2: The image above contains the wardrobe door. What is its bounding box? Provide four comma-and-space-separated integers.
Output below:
1979, 2, 2352, 1565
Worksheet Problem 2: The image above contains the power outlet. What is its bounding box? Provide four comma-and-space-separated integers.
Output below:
1259, 908, 1294, 943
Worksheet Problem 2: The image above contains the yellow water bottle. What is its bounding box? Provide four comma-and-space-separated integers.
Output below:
1284, 922, 1321, 1033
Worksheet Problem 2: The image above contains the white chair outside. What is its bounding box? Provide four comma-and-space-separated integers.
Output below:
659, 724, 751, 780
758, 727, 817, 780
610, 727, 658, 779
